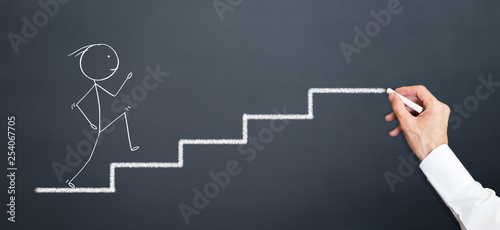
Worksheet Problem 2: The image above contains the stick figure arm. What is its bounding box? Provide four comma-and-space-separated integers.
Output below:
96, 72, 132, 97
75, 85, 96, 128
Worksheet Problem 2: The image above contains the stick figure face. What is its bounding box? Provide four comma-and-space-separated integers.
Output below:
71, 44, 120, 81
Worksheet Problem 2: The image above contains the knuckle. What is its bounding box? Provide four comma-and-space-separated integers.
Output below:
443, 104, 451, 114
427, 100, 435, 107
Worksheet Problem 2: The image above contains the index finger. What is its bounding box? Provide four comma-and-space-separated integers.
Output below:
395, 85, 436, 108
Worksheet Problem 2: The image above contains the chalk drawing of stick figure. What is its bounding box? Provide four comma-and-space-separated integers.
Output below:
67, 43, 139, 188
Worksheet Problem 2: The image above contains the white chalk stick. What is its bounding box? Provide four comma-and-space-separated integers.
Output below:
387, 88, 423, 113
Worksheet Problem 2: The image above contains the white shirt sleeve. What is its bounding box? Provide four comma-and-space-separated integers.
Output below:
419, 144, 500, 230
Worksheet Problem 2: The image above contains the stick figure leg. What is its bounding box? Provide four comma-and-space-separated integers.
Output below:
67, 131, 101, 188
102, 112, 139, 151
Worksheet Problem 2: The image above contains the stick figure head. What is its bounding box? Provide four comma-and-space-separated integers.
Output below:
69, 43, 120, 81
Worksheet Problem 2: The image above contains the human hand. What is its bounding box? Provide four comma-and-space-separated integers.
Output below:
385, 85, 450, 161
90, 123, 97, 130
127, 72, 133, 79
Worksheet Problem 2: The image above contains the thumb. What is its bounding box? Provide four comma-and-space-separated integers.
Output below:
389, 93, 412, 121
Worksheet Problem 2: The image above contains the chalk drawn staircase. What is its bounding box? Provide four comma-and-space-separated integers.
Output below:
35, 88, 386, 193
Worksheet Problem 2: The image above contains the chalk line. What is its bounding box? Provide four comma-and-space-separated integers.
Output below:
35, 87, 385, 193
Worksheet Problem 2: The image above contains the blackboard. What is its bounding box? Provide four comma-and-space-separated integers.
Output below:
2, 0, 500, 229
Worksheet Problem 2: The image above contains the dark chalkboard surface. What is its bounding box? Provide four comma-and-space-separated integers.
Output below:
2, 0, 500, 229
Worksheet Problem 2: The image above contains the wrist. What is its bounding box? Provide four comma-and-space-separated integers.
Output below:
416, 138, 448, 161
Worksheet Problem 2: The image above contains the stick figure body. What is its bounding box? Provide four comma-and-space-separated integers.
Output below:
67, 43, 139, 188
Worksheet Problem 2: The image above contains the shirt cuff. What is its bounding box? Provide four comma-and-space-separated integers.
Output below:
419, 144, 475, 201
